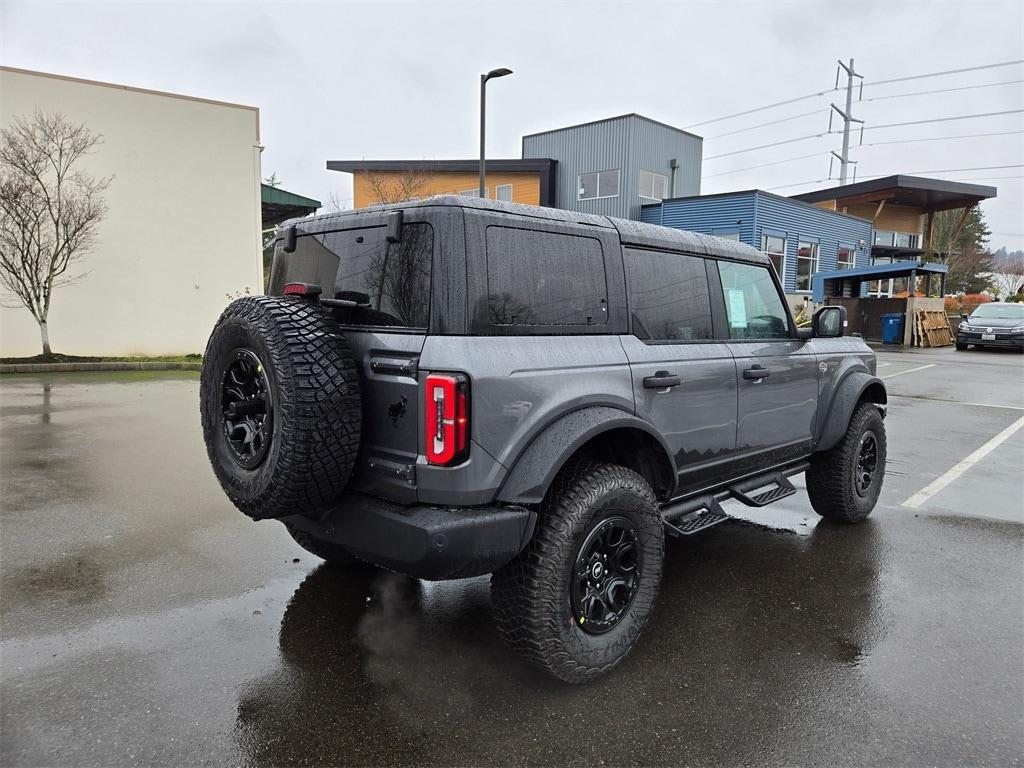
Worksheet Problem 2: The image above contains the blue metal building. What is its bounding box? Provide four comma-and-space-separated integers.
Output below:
640, 190, 874, 298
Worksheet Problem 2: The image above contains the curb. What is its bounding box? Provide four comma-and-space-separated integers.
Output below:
0, 362, 202, 374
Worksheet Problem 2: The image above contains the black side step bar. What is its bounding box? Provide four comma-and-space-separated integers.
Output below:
661, 461, 809, 537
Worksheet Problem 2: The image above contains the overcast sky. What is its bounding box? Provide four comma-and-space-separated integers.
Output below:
3, 0, 1022, 251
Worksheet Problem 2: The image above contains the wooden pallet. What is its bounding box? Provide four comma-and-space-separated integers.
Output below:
914, 309, 953, 347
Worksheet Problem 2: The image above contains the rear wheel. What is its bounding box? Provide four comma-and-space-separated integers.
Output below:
807, 402, 886, 523
491, 463, 664, 683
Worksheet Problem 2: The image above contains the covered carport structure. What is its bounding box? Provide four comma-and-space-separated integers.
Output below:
812, 261, 949, 345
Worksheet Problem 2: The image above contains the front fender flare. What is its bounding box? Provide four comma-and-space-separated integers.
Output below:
815, 371, 887, 451
496, 406, 677, 505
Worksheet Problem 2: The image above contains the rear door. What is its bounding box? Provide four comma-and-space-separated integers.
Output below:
711, 259, 818, 476
621, 247, 738, 496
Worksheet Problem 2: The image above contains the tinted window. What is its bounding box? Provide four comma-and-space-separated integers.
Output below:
324, 222, 433, 329
485, 227, 607, 326
624, 248, 713, 341
717, 260, 791, 340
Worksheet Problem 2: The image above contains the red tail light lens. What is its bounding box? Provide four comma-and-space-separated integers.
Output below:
425, 373, 469, 466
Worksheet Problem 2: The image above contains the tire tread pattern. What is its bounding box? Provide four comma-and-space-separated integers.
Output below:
200, 296, 361, 520
491, 462, 663, 683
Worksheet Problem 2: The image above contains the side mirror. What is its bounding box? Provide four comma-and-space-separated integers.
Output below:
960, 313, 969, 320
813, 305, 846, 338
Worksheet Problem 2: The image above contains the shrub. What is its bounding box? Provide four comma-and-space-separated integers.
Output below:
944, 296, 960, 314
1006, 294, 1024, 304
960, 293, 992, 314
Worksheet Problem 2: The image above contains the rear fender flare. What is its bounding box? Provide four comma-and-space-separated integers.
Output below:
815, 370, 887, 451
496, 406, 677, 505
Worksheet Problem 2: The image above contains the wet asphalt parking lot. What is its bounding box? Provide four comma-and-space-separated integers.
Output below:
1, 345, 1022, 767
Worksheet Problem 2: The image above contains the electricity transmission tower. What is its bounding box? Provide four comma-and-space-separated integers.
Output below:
829, 59, 865, 184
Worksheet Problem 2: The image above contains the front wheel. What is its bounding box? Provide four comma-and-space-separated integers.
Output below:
955, 342, 968, 351
491, 463, 664, 683
807, 402, 887, 523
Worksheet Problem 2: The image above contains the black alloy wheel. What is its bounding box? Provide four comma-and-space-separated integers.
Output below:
570, 517, 641, 634
221, 348, 273, 470
853, 432, 878, 497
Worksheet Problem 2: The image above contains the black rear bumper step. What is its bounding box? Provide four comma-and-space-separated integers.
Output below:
661, 461, 809, 536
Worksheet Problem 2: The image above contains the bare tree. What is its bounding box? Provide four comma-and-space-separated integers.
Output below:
990, 256, 1024, 299
357, 168, 436, 205
0, 111, 109, 356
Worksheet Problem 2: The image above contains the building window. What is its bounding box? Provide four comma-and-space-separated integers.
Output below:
460, 187, 488, 198
762, 234, 786, 280
837, 245, 856, 270
795, 241, 819, 292
875, 230, 920, 249
638, 170, 668, 201
712, 229, 740, 241
578, 169, 619, 200
496, 184, 513, 202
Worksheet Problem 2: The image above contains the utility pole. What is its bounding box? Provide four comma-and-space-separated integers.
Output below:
829, 58, 864, 185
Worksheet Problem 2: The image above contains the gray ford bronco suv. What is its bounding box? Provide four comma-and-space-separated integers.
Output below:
200, 195, 887, 683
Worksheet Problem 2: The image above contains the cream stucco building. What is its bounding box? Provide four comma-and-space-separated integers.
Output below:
0, 67, 263, 357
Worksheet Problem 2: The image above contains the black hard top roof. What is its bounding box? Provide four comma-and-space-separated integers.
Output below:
282, 195, 767, 265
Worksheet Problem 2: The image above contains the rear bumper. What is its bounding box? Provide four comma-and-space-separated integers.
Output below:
282, 493, 535, 581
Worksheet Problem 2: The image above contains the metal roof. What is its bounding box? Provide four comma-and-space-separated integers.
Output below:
792, 175, 997, 212
811, 260, 948, 302
261, 184, 321, 228
521, 113, 703, 142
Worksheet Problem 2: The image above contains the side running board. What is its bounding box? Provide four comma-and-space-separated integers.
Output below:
661, 461, 809, 537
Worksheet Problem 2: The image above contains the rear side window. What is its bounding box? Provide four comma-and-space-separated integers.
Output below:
716, 260, 790, 339
485, 227, 607, 326
323, 222, 433, 329
624, 248, 713, 341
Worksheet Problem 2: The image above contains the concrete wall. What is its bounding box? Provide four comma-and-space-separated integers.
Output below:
0, 68, 262, 357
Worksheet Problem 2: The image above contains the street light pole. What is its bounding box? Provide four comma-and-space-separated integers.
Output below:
480, 67, 513, 198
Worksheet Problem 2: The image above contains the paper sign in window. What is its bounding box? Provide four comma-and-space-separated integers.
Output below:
727, 289, 748, 328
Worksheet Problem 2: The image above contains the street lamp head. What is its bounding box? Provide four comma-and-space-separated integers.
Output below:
484, 67, 513, 81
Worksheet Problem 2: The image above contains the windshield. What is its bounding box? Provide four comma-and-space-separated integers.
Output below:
970, 303, 1024, 320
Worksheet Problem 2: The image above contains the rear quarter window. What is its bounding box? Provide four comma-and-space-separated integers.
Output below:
484, 226, 608, 327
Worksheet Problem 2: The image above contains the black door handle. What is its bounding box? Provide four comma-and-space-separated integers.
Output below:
743, 365, 771, 380
643, 371, 681, 389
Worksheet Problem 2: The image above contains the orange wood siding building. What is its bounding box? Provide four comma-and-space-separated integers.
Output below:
328, 159, 558, 209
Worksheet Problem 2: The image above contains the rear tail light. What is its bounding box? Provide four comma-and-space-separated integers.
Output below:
283, 282, 322, 297
425, 373, 469, 466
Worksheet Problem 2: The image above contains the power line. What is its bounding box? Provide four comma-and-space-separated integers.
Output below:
684, 88, 837, 129
704, 131, 835, 160
862, 109, 1024, 131
860, 79, 1024, 102
853, 130, 1024, 148
702, 150, 831, 178
766, 164, 1024, 192
704, 108, 826, 140
862, 59, 1024, 89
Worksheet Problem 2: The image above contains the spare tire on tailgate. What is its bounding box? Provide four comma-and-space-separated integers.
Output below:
199, 296, 361, 520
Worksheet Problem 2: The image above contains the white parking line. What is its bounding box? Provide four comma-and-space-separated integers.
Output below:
888, 394, 1024, 411
877, 362, 892, 368
901, 414, 1024, 509
882, 363, 936, 380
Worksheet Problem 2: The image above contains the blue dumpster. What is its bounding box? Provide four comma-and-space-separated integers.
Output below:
881, 313, 905, 345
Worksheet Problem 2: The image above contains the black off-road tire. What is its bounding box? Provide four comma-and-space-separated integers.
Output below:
490, 463, 665, 684
807, 402, 886, 523
285, 523, 364, 567
955, 342, 968, 351
200, 296, 361, 520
